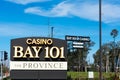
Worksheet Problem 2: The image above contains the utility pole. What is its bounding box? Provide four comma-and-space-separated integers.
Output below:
48, 18, 54, 38
51, 27, 54, 38
99, 0, 102, 80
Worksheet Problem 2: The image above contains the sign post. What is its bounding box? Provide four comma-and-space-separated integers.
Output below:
88, 71, 94, 79
65, 35, 91, 79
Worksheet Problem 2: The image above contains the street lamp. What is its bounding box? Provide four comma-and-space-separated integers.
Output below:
51, 27, 54, 38
99, 0, 102, 80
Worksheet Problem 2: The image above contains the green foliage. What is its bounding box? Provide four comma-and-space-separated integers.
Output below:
93, 41, 120, 72
3, 65, 9, 73
3, 77, 10, 80
93, 29, 119, 72
67, 72, 120, 80
67, 41, 95, 71
111, 29, 118, 38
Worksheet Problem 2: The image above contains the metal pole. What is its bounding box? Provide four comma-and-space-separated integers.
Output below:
51, 27, 54, 38
1, 51, 3, 80
48, 18, 50, 37
99, 0, 102, 80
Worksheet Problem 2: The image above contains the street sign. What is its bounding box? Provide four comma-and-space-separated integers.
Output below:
80, 36, 90, 42
66, 35, 90, 49
73, 45, 84, 48
73, 42, 84, 45
65, 35, 90, 42
88, 71, 94, 78
65, 35, 78, 41
72, 42, 84, 49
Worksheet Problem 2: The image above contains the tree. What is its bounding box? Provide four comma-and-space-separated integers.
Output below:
0, 64, 9, 75
110, 29, 118, 71
67, 41, 95, 71
93, 43, 111, 72
115, 41, 120, 71
111, 29, 118, 39
93, 41, 120, 72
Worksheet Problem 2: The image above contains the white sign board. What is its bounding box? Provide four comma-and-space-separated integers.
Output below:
73, 42, 84, 45
73, 45, 84, 48
88, 71, 94, 78
10, 61, 67, 70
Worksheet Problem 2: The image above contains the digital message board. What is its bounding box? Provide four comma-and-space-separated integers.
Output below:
10, 37, 67, 80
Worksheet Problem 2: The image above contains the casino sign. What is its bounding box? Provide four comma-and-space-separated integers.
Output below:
10, 37, 67, 80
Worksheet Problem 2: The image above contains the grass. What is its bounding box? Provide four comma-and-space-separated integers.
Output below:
67, 71, 119, 79
68, 72, 87, 79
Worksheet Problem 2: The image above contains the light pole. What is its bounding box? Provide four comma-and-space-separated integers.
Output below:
99, 0, 102, 80
51, 27, 54, 38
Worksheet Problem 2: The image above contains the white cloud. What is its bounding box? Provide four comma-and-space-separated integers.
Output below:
102, 4, 120, 23
25, 1, 73, 17
5, 0, 120, 24
6, 0, 51, 5
24, 0, 120, 24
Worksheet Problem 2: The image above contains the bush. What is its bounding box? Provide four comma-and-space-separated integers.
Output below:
67, 75, 72, 80
3, 76, 10, 80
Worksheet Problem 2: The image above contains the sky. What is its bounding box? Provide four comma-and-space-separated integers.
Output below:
0, 0, 120, 63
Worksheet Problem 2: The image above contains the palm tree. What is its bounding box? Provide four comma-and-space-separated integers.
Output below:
111, 29, 118, 42
110, 29, 118, 72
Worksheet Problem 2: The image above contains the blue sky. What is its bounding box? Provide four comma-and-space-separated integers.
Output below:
0, 0, 120, 63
